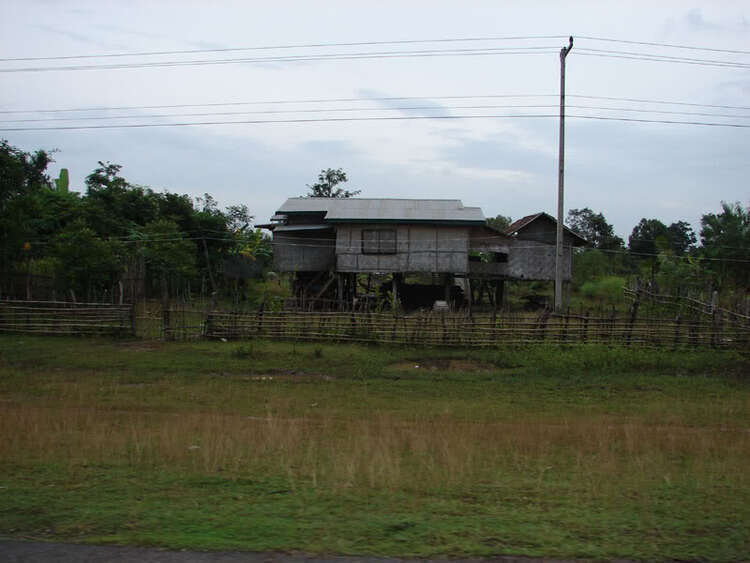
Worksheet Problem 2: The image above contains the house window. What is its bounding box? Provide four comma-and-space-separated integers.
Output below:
494, 252, 509, 263
362, 229, 397, 254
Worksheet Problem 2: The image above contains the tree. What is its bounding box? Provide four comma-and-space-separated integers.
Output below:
83, 161, 158, 237
666, 220, 697, 256
51, 220, 122, 299
306, 168, 360, 198
700, 202, 750, 288
0, 140, 54, 267
628, 218, 669, 257
486, 214, 512, 232
567, 208, 623, 250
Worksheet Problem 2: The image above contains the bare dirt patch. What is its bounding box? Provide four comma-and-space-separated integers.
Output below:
116, 341, 164, 351
211, 370, 334, 382
390, 359, 495, 372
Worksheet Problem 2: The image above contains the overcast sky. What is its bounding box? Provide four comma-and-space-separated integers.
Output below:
1, 1, 748, 240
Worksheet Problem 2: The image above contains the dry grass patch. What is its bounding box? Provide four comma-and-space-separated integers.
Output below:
2, 403, 748, 495
390, 358, 496, 372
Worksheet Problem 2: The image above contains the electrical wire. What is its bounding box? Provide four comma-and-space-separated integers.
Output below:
569, 95, 750, 111
577, 35, 750, 56
0, 35, 569, 62
3, 103, 748, 125
0, 46, 559, 73
4, 34, 748, 63
575, 49, 750, 69
3, 113, 750, 132
0, 104, 561, 124
3, 93, 747, 116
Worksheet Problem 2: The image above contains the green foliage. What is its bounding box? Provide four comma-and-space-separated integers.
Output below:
0, 141, 275, 301
50, 220, 123, 296
486, 214, 512, 232
135, 219, 197, 280
572, 249, 620, 287
629, 217, 669, 258
666, 220, 696, 255
84, 162, 159, 237
700, 201, 750, 288
0, 140, 54, 265
656, 253, 703, 294
567, 207, 623, 250
306, 168, 360, 198
579, 275, 627, 304
54, 168, 69, 193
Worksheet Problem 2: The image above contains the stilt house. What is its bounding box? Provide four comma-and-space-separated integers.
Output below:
258, 198, 586, 308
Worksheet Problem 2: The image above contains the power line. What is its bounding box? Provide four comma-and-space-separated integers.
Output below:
0, 94, 558, 115
0, 46, 559, 73
0, 35, 568, 62
0, 104, 561, 124
576, 49, 750, 70
4, 34, 747, 63
0, 113, 558, 131
569, 114, 750, 128
578, 47, 750, 67
578, 35, 750, 56
3, 113, 750, 133
569, 95, 750, 111
3, 103, 749, 125
4, 93, 747, 116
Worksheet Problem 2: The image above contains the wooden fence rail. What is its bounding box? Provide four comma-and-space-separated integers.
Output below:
205, 309, 750, 349
3, 299, 748, 349
0, 300, 135, 336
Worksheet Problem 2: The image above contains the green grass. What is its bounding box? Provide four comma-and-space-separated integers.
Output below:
1, 335, 749, 560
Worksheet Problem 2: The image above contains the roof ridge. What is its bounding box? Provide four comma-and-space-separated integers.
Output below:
288, 197, 463, 202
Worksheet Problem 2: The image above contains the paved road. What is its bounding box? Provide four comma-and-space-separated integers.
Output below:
0, 540, 626, 563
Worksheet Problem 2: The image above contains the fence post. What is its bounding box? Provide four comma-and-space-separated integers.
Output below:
537, 308, 550, 341
711, 290, 719, 348
491, 308, 497, 345
582, 310, 589, 343
204, 311, 212, 338
130, 304, 137, 337
626, 290, 640, 346
256, 300, 265, 337
673, 313, 681, 349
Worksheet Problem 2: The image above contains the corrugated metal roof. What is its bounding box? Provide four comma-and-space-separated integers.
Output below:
277, 198, 333, 213
274, 224, 332, 232
276, 197, 485, 224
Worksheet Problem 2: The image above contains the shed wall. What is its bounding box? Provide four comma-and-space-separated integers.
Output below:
273, 233, 335, 272
507, 240, 572, 280
515, 216, 580, 247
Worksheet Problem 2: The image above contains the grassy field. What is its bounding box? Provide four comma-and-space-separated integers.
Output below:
0, 335, 749, 560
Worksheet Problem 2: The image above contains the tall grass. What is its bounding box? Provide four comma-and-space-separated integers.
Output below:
2, 403, 747, 497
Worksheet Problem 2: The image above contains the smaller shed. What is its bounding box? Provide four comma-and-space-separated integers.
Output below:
505, 212, 587, 248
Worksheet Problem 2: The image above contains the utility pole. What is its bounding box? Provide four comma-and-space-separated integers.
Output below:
555, 36, 573, 313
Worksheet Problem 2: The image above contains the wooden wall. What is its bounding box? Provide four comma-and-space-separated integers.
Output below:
335, 224, 469, 273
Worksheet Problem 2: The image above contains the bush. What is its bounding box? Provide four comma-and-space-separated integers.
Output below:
579, 276, 626, 304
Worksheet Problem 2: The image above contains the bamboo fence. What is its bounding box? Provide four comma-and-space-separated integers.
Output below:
3, 298, 748, 349
204, 308, 750, 349
0, 300, 134, 336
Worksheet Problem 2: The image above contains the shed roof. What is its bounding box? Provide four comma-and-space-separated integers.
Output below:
276, 197, 485, 225
505, 212, 588, 246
